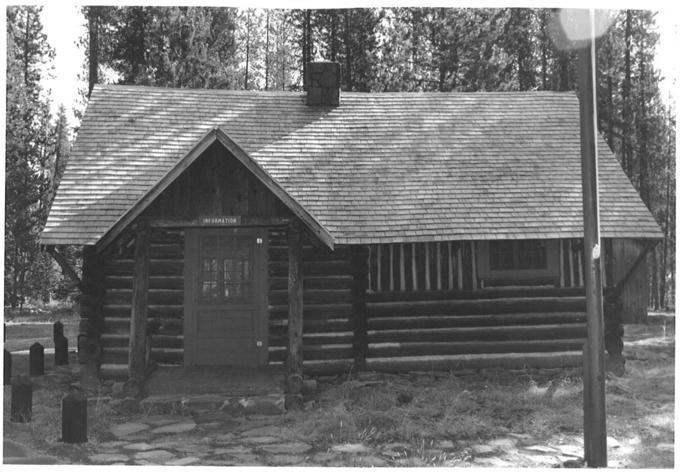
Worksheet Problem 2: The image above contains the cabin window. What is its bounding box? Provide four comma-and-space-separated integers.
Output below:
489, 240, 547, 271
368, 242, 463, 292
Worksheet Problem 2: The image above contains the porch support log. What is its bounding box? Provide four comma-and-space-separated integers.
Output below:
351, 246, 369, 370
128, 223, 151, 388
286, 223, 304, 409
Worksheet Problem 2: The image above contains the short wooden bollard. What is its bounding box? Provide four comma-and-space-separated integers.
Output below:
10, 375, 32, 422
53, 321, 64, 343
55, 336, 69, 366
4, 349, 11, 385
29, 342, 44, 376
62, 390, 87, 443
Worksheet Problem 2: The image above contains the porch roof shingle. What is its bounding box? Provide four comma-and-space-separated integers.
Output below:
42, 85, 662, 246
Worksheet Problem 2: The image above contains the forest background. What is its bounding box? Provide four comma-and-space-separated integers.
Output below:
4, 6, 676, 312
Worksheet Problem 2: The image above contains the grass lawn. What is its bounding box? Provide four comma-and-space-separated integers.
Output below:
2, 310, 674, 467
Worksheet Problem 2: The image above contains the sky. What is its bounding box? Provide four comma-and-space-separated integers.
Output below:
39, 4, 678, 129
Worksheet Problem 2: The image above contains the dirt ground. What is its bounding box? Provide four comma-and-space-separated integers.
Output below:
2, 312, 674, 467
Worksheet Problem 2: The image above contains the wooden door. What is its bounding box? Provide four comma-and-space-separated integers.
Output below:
184, 228, 268, 366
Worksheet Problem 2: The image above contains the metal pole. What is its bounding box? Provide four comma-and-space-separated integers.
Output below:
577, 9, 607, 467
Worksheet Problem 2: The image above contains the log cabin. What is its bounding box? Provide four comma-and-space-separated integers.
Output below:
41, 62, 661, 399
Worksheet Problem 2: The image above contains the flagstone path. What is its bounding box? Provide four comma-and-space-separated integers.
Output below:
82, 410, 595, 467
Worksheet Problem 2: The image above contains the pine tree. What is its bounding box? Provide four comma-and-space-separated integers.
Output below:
5, 6, 56, 307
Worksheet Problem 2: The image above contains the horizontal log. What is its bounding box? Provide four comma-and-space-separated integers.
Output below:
366, 312, 587, 330
367, 323, 587, 343
100, 363, 128, 380
269, 275, 353, 291
269, 331, 353, 346
269, 288, 352, 305
105, 316, 183, 334
365, 351, 583, 373
101, 347, 183, 364
269, 260, 352, 277
268, 303, 352, 320
148, 243, 183, 259
268, 359, 354, 376
149, 348, 184, 364
105, 259, 183, 276
269, 247, 351, 262
268, 344, 353, 362
269, 318, 351, 334
104, 289, 183, 305
103, 304, 183, 318
368, 338, 586, 358
105, 276, 185, 290
367, 296, 586, 317
367, 286, 586, 303
101, 333, 183, 349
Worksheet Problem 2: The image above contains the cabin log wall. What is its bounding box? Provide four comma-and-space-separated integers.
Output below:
268, 229, 355, 375
99, 228, 185, 377
95, 232, 642, 378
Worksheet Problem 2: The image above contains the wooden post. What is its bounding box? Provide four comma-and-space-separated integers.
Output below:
436, 242, 442, 290
448, 242, 454, 290
457, 245, 463, 290
377, 245, 382, 292
62, 390, 88, 443
351, 246, 369, 370
577, 12, 607, 466
128, 223, 151, 385
559, 240, 565, 287
411, 243, 418, 291
286, 223, 304, 409
471, 241, 477, 290
399, 244, 405, 291
389, 244, 394, 291
367, 245, 372, 291
29, 343, 44, 376
4, 349, 12, 385
425, 243, 431, 290
569, 240, 576, 287
10, 375, 32, 423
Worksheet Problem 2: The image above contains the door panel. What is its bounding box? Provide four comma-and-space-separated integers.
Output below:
184, 228, 267, 366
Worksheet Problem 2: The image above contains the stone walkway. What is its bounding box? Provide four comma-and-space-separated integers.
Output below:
86, 411, 590, 467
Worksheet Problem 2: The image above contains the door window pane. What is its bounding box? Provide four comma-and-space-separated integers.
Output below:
224, 258, 250, 299
201, 258, 219, 299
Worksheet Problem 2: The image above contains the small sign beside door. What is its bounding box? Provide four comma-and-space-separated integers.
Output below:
199, 216, 241, 226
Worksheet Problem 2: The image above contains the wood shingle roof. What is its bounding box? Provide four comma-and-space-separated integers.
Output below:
42, 85, 662, 246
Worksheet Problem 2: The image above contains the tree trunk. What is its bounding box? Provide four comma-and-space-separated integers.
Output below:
622, 10, 633, 177
344, 10, 352, 91
539, 10, 548, 90
244, 10, 250, 90
265, 10, 270, 90
330, 11, 338, 62
23, 9, 30, 87
88, 7, 99, 98
638, 33, 648, 204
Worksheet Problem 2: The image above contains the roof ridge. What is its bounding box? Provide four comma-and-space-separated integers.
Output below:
92, 83, 576, 97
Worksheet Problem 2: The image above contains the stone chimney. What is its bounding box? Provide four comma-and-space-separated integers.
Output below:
305, 62, 340, 107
